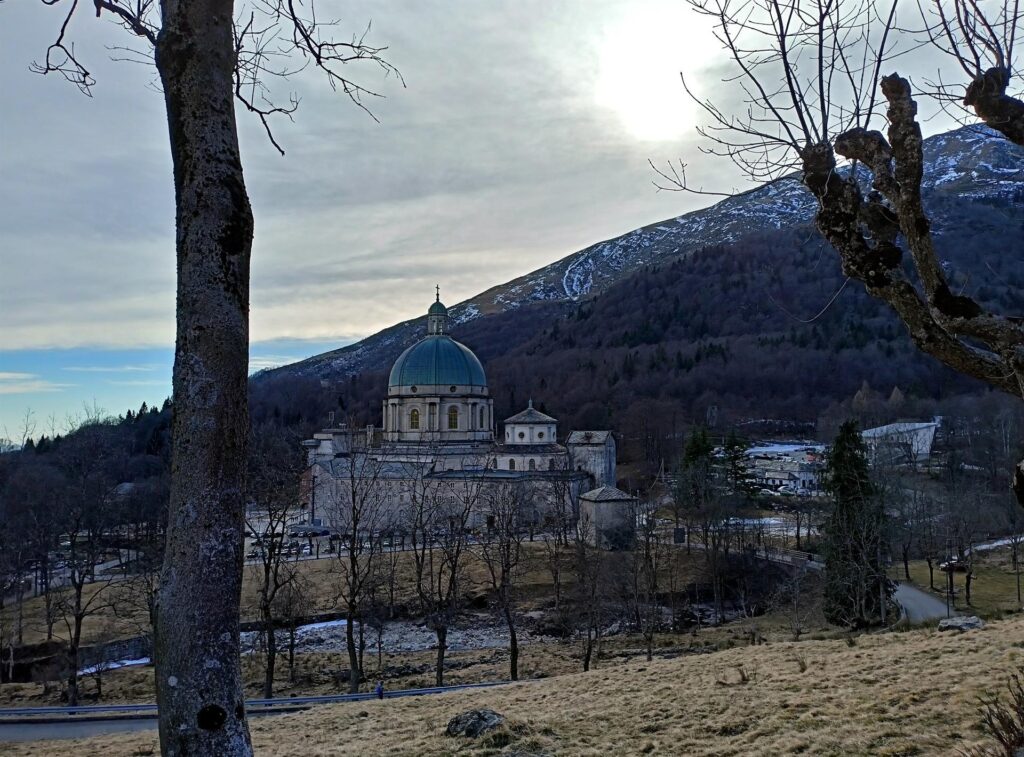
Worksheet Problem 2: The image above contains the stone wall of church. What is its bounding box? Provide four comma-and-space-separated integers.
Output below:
568, 437, 617, 488
502, 422, 556, 445
382, 385, 494, 444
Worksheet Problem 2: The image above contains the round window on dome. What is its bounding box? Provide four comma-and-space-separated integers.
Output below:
450, 385, 457, 392
538, 432, 544, 439
518, 432, 525, 440
411, 386, 418, 393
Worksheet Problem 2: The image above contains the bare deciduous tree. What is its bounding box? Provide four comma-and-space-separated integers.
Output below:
665, 0, 1024, 502
477, 481, 526, 680
406, 451, 481, 686
325, 429, 392, 694
571, 510, 612, 672
246, 424, 305, 698
19, 2, 399, 751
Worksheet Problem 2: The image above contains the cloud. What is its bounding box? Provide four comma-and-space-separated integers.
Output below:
65, 364, 161, 373
0, 372, 75, 394
249, 355, 300, 372
103, 379, 169, 387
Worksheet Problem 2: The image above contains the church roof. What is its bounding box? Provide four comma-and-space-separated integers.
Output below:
504, 401, 557, 424
388, 335, 487, 388
492, 443, 565, 455
580, 485, 635, 502
567, 430, 612, 444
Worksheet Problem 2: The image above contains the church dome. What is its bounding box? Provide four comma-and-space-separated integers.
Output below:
388, 335, 487, 388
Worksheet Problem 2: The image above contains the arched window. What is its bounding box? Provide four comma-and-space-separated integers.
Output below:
509, 459, 516, 471
447, 406, 459, 430
548, 459, 556, 471
528, 459, 536, 471
410, 408, 420, 430
479, 407, 485, 427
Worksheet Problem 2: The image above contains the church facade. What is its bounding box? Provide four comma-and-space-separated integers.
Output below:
302, 295, 617, 534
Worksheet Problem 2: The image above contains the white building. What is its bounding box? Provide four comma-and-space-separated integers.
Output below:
303, 295, 618, 533
861, 419, 940, 464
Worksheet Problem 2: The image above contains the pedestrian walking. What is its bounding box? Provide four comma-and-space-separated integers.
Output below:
375, 681, 384, 700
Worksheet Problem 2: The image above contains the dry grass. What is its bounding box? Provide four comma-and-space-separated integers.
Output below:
0, 613, 825, 708
896, 548, 1024, 619
12, 614, 1024, 756
2, 544, 710, 647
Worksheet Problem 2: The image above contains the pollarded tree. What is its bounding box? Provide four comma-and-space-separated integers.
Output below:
17, 3, 399, 753
822, 420, 893, 628
663, 0, 1024, 502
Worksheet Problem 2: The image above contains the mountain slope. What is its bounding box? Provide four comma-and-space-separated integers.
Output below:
265, 125, 1023, 386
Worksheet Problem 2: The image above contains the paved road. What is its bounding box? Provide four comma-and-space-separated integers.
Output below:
0, 681, 513, 743
0, 717, 158, 743
894, 582, 953, 623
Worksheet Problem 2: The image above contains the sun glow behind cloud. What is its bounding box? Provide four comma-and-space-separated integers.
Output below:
594, 2, 715, 142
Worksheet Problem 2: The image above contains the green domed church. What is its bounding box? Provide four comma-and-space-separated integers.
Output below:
303, 295, 618, 534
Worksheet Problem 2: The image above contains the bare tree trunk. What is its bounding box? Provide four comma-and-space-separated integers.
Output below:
153, 2, 254, 754
345, 610, 360, 694
376, 626, 384, 674
582, 628, 594, 672
67, 610, 83, 707
503, 606, 518, 681
926, 557, 935, 591
15, 582, 24, 647
358, 619, 366, 682
435, 625, 447, 686
263, 628, 277, 699
288, 624, 296, 684
1015, 541, 1022, 605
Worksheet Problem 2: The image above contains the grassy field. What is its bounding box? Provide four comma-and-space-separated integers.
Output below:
0, 596, 838, 708
894, 546, 1024, 619
2, 544, 712, 647
10, 614, 1024, 756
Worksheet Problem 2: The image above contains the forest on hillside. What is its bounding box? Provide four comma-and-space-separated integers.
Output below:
250, 192, 1024, 469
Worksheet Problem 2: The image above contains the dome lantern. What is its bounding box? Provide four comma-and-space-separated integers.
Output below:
427, 286, 449, 335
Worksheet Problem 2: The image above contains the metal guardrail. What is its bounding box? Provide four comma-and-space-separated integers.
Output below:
0, 680, 515, 719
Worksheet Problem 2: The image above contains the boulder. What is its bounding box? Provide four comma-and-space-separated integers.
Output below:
938, 616, 985, 632
445, 708, 505, 738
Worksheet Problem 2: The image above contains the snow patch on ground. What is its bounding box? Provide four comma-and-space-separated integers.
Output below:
241, 614, 533, 656
79, 657, 151, 675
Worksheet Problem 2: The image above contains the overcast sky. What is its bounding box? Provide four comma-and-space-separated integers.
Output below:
0, 0, 959, 438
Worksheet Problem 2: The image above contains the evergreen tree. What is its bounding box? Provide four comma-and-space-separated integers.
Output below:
822, 420, 893, 628
722, 430, 756, 498
672, 427, 716, 526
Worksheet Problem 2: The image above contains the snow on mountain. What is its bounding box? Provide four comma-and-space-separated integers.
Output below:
263, 125, 1023, 381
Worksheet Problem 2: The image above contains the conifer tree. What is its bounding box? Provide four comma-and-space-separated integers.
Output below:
822, 421, 893, 628
722, 430, 755, 498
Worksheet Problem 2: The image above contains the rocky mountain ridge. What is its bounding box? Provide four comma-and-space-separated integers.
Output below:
258, 125, 1023, 384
